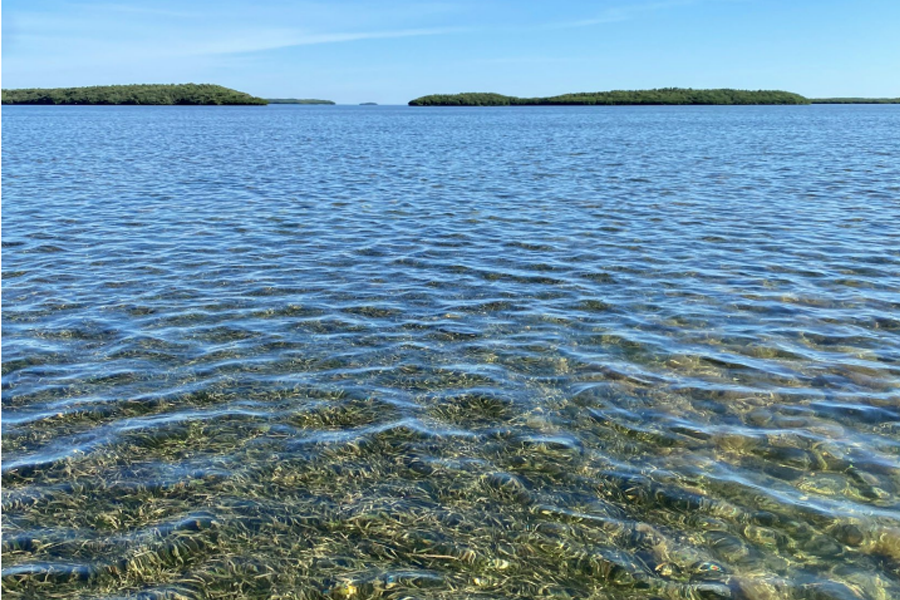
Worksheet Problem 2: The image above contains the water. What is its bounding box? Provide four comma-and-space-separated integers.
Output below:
2, 104, 899, 600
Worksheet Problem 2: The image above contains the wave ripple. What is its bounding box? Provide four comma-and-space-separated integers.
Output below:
3, 105, 900, 599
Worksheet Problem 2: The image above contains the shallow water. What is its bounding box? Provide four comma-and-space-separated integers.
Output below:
2, 104, 899, 599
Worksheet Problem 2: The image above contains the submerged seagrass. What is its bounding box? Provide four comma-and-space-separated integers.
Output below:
3, 105, 900, 600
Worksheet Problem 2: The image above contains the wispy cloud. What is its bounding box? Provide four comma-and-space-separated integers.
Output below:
204, 26, 472, 55
4, 0, 472, 65
93, 3, 205, 19
5, 0, 706, 65
548, 0, 703, 29
10, 26, 470, 67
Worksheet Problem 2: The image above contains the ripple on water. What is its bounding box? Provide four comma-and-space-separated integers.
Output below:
3, 105, 900, 599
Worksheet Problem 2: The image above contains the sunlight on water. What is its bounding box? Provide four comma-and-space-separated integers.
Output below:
3, 105, 900, 599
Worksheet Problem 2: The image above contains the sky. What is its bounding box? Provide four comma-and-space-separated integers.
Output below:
2, 0, 899, 104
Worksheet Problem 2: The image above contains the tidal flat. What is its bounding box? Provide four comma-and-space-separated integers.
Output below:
3, 104, 899, 599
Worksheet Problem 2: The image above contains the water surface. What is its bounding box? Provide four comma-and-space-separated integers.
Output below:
3, 105, 900, 599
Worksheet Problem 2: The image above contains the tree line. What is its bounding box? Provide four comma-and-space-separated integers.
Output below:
2, 84, 268, 105
811, 97, 900, 104
409, 88, 811, 106
265, 99, 336, 104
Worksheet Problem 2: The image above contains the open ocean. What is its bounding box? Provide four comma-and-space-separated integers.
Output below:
3, 104, 900, 599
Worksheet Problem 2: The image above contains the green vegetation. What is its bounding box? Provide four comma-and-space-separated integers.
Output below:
1, 84, 267, 105
359, 102, 378, 106
265, 98, 336, 104
409, 88, 810, 106
410, 92, 517, 106
811, 97, 900, 104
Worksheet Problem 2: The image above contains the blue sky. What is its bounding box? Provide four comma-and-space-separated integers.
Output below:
3, 0, 899, 104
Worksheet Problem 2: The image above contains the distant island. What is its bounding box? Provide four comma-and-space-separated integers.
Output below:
409, 88, 811, 106
2, 84, 267, 105
6, 84, 894, 107
811, 97, 900, 104
266, 98, 336, 105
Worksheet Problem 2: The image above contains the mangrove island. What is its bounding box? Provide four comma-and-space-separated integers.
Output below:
265, 98, 336, 105
408, 88, 811, 106
811, 97, 900, 104
1, 84, 268, 105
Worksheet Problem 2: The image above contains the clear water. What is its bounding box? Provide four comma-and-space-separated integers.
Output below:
2, 105, 899, 600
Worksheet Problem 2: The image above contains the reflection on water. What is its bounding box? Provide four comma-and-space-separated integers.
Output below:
3, 105, 900, 599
